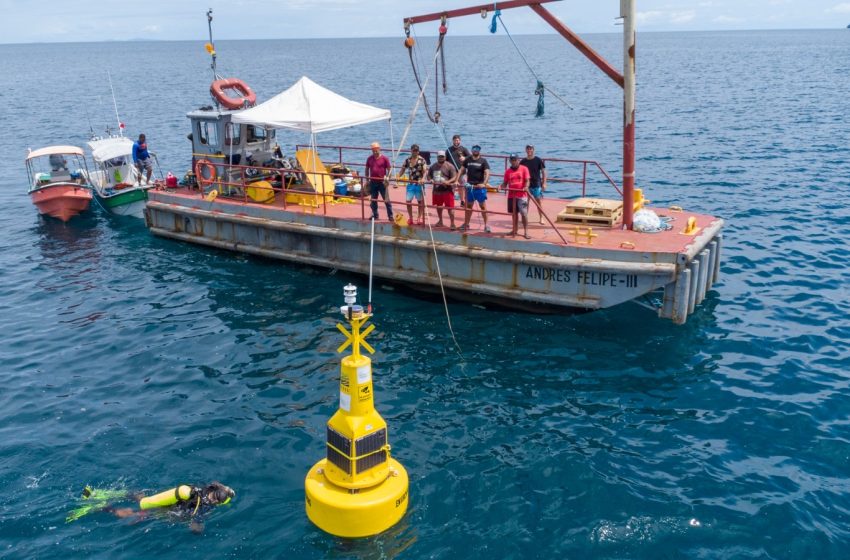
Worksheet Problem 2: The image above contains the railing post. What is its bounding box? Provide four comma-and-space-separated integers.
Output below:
582, 162, 587, 197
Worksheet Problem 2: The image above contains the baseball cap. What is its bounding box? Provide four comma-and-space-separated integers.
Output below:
437, 150, 446, 157
525, 144, 534, 149
471, 145, 481, 151
508, 153, 519, 160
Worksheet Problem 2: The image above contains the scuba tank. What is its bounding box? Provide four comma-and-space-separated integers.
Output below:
139, 485, 193, 510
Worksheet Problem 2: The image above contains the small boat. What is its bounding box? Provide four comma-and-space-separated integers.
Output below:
25, 146, 93, 222
86, 136, 152, 218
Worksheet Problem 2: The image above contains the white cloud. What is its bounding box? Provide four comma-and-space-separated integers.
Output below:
712, 15, 744, 24
827, 3, 850, 13
636, 10, 696, 26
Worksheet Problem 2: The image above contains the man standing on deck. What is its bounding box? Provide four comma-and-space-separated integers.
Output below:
446, 134, 470, 173
427, 150, 458, 230
365, 142, 394, 221
458, 144, 491, 233
132, 134, 154, 185
520, 144, 547, 224
501, 153, 531, 238
398, 144, 428, 225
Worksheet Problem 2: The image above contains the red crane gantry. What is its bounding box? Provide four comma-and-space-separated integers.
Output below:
404, 0, 637, 229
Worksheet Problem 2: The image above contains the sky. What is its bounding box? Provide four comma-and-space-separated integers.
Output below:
1, 0, 849, 44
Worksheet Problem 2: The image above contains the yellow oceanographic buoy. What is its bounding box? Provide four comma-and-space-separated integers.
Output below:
305, 284, 409, 538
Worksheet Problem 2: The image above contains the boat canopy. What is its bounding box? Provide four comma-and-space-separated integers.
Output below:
27, 145, 85, 160
231, 76, 391, 133
88, 137, 134, 163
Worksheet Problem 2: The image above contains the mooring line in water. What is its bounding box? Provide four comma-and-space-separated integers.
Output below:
424, 215, 464, 358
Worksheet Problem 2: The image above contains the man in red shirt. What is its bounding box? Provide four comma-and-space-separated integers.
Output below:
501, 153, 531, 238
364, 141, 393, 221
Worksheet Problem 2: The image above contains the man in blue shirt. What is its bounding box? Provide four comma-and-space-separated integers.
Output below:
132, 133, 153, 185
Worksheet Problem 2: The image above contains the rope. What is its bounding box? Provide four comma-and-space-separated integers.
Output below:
407, 23, 448, 123
399, 25, 463, 357
424, 212, 464, 359
490, 9, 574, 114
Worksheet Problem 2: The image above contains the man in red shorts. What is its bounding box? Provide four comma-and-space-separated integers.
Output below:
501, 153, 531, 238
426, 150, 458, 229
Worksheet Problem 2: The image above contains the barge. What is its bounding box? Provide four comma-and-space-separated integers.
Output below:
145, 2, 723, 324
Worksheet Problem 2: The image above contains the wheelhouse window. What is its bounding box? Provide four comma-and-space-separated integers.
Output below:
247, 125, 267, 143
225, 123, 242, 146
198, 121, 219, 147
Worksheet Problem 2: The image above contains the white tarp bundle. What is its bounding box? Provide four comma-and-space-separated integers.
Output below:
230, 76, 391, 133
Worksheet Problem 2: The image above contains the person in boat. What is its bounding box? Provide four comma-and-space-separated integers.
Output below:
458, 144, 491, 233
364, 142, 394, 221
446, 134, 471, 171
70, 481, 235, 534
49, 153, 68, 171
397, 144, 428, 225
520, 145, 547, 224
132, 133, 154, 185
427, 150, 458, 230
501, 153, 531, 239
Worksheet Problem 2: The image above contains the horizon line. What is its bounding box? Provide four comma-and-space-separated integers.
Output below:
0, 26, 844, 47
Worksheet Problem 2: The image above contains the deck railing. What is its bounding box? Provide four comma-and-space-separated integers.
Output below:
296, 144, 622, 198
187, 144, 622, 243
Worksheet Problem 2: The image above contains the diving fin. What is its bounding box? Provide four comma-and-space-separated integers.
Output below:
66, 486, 129, 523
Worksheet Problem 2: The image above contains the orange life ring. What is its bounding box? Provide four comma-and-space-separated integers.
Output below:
194, 159, 217, 186
210, 78, 257, 110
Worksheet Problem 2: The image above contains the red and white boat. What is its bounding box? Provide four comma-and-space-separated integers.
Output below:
25, 145, 93, 222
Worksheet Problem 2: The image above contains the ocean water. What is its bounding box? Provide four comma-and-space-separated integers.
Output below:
1, 28, 849, 559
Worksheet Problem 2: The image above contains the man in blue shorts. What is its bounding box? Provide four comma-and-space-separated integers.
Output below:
458, 144, 491, 233
397, 144, 427, 224
520, 144, 547, 224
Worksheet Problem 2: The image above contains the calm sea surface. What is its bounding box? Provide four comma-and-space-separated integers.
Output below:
1, 29, 849, 559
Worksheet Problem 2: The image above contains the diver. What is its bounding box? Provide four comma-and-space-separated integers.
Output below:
67, 481, 235, 534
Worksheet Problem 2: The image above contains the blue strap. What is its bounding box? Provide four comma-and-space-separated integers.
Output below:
490, 8, 501, 34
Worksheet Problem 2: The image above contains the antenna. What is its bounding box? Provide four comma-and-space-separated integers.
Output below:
107, 71, 125, 137
206, 8, 217, 80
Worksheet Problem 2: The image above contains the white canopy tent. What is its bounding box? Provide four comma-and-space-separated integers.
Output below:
231, 76, 391, 133
230, 77, 394, 195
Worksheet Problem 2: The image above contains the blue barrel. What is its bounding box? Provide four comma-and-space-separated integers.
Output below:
334, 179, 348, 196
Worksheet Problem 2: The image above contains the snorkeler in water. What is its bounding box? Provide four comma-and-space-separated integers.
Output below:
67, 481, 235, 534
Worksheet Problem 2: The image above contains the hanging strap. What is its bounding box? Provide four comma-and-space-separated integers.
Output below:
490, 9, 574, 115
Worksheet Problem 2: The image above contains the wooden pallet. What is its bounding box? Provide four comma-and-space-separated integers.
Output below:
557, 198, 623, 227
562, 198, 623, 217
557, 212, 622, 227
